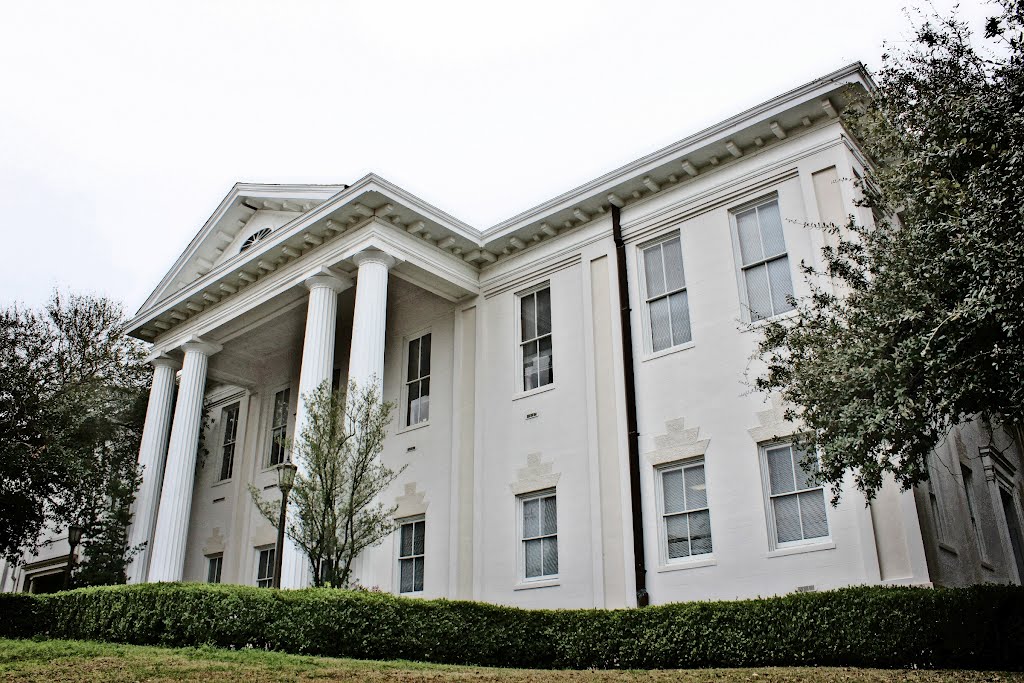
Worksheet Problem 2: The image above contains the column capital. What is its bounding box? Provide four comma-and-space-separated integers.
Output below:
145, 352, 181, 370
179, 336, 223, 357
303, 266, 353, 293
351, 248, 397, 271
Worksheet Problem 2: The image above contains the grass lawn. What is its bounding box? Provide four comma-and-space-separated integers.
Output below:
0, 638, 1021, 682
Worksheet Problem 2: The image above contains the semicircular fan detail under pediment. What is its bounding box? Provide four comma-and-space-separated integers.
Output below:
239, 228, 272, 253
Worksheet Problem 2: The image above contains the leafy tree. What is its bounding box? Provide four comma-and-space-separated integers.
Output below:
756, 0, 1024, 499
251, 379, 403, 587
0, 292, 148, 584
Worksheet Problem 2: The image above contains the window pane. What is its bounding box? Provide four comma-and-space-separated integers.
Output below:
649, 297, 672, 352
773, 495, 802, 543
419, 334, 431, 377
684, 465, 707, 509
538, 335, 554, 387
669, 291, 692, 346
536, 288, 551, 336
523, 340, 539, 391
799, 490, 829, 539
414, 557, 425, 591
736, 208, 763, 265
793, 449, 820, 490
744, 264, 772, 321
220, 443, 235, 481
767, 257, 795, 316
662, 237, 685, 292
666, 514, 690, 558
400, 523, 413, 557
274, 390, 289, 427
767, 445, 796, 495
644, 244, 666, 298
758, 201, 786, 258
400, 558, 414, 592
689, 510, 713, 555
407, 337, 420, 381
406, 381, 420, 426
543, 537, 558, 576
541, 496, 557, 535
523, 498, 540, 538
662, 469, 685, 514
413, 520, 425, 555
525, 539, 543, 577
521, 292, 536, 341
413, 379, 429, 424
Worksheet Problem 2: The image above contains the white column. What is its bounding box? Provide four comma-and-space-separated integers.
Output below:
279, 270, 352, 589
147, 338, 221, 583
347, 249, 396, 396
126, 354, 180, 584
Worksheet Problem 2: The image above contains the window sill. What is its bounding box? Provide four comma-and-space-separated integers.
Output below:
740, 309, 799, 333
396, 420, 430, 436
938, 541, 959, 556
513, 578, 559, 591
641, 341, 695, 363
211, 478, 233, 489
981, 559, 995, 572
398, 590, 424, 598
656, 556, 716, 573
512, 383, 556, 402
766, 540, 835, 559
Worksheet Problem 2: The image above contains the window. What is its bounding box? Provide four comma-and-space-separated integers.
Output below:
256, 547, 275, 588
659, 460, 712, 561
218, 402, 240, 481
405, 333, 431, 426
520, 491, 557, 580
268, 388, 290, 467
519, 286, 553, 391
207, 555, 223, 584
641, 234, 691, 352
397, 517, 425, 593
927, 456, 948, 542
961, 465, 988, 559
240, 227, 271, 253
762, 443, 829, 546
735, 198, 795, 321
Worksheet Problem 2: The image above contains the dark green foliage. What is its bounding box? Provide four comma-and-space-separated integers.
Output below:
3, 584, 1022, 670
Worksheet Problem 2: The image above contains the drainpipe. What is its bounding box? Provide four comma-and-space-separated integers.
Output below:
611, 204, 649, 607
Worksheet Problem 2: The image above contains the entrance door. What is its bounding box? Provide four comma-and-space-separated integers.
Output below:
1000, 488, 1024, 583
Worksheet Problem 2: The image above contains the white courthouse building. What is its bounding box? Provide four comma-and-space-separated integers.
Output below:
4, 63, 1024, 605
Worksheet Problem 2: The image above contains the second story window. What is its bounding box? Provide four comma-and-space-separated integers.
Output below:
268, 388, 290, 467
405, 333, 431, 426
519, 285, 553, 391
735, 198, 795, 321
641, 233, 692, 352
218, 402, 240, 481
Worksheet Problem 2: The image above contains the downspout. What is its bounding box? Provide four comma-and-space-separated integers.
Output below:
611, 204, 649, 607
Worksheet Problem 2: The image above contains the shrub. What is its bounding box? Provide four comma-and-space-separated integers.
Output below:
4, 583, 1022, 670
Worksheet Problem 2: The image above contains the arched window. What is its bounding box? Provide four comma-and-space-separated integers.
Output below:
240, 228, 271, 253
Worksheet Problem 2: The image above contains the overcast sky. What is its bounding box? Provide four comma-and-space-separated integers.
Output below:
0, 0, 995, 315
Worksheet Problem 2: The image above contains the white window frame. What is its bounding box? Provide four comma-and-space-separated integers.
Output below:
265, 385, 291, 469
655, 458, 713, 566
759, 441, 831, 551
206, 554, 223, 584
638, 231, 693, 355
515, 282, 555, 395
960, 463, 989, 562
401, 329, 432, 430
395, 515, 425, 595
730, 195, 796, 323
217, 402, 240, 481
255, 546, 275, 588
517, 489, 558, 583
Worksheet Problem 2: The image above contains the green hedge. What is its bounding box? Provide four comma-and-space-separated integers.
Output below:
1, 583, 1021, 670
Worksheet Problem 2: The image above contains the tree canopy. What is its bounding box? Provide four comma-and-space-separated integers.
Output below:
756, 0, 1024, 499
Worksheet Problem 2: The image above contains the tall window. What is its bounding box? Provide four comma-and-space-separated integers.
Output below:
762, 443, 829, 546
659, 460, 712, 561
256, 547, 275, 588
735, 198, 795, 321
961, 465, 988, 559
405, 333, 431, 426
398, 517, 425, 593
519, 286, 553, 391
207, 555, 223, 584
642, 234, 691, 352
520, 491, 557, 580
218, 402, 240, 481
268, 388, 290, 467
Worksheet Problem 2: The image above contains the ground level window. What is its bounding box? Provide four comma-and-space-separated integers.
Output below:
659, 460, 712, 560
398, 517, 425, 593
207, 555, 223, 584
762, 443, 829, 545
520, 491, 557, 579
256, 547, 275, 588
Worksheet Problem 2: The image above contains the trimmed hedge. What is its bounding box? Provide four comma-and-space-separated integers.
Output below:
1, 583, 1022, 670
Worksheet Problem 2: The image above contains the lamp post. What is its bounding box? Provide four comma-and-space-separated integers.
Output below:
64, 524, 84, 590
272, 460, 298, 589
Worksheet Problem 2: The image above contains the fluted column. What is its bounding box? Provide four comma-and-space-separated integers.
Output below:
126, 354, 180, 584
279, 269, 352, 589
347, 249, 396, 396
147, 338, 221, 582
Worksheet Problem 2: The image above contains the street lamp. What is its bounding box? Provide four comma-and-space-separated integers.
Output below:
64, 524, 84, 590
272, 460, 298, 589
